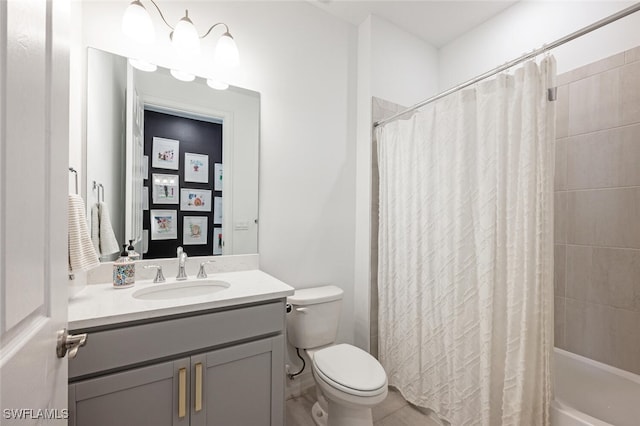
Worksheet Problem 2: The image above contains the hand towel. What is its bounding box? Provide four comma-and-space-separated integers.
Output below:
91, 203, 100, 254
68, 194, 100, 273
97, 202, 120, 256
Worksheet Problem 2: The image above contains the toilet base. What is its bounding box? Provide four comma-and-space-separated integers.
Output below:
311, 401, 328, 426
311, 400, 375, 426
326, 399, 374, 426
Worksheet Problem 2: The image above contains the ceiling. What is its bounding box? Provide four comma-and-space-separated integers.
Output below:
308, 0, 519, 48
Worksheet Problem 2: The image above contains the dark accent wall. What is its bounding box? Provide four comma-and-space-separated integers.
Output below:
143, 109, 222, 259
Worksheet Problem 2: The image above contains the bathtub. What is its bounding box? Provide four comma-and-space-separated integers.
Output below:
552, 348, 640, 426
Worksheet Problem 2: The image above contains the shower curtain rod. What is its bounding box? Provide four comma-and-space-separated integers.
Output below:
373, 2, 640, 128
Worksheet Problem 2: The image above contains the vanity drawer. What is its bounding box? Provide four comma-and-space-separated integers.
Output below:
69, 300, 285, 380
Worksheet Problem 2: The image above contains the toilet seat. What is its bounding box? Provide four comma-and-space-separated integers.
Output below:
312, 344, 387, 397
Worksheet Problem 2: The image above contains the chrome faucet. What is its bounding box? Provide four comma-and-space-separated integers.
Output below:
176, 246, 188, 280
197, 260, 215, 279
143, 264, 166, 283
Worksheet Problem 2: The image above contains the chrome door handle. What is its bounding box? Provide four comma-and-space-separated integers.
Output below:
56, 328, 88, 359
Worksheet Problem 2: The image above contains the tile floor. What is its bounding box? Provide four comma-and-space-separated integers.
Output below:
286, 387, 444, 426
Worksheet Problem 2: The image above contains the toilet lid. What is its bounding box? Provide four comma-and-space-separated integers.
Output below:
312, 344, 387, 393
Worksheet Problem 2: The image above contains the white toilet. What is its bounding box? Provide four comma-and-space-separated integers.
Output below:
287, 285, 388, 426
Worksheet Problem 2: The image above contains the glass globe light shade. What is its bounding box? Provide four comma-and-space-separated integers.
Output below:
214, 32, 239, 68
171, 12, 200, 55
206, 79, 229, 90
121, 1, 155, 44
170, 69, 196, 82
129, 58, 157, 72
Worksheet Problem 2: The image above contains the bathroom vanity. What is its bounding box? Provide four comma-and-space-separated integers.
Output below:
67, 269, 293, 426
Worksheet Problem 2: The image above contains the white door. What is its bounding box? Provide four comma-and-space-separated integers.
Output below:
0, 0, 71, 424
125, 62, 144, 253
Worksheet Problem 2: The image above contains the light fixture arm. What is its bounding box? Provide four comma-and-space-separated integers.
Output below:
147, 0, 175, 31
123, 0, 239, 76
144, 1, 233, 39
201, 22, 231, 39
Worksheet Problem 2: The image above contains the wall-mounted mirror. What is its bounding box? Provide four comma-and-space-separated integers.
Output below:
86, 48, 259, 261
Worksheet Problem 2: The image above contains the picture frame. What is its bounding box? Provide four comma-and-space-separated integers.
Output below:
142, 229, 149, 253
143, 155, 149, 180
213, 227, 223, 255
151, 137, 179, 170
214, 196, 223, 224
184, 153, 209, 183
180, 188, 211, 212
214, 163, 223, 191
142, 186, 149, 210
150, 210, 177, 240
152, 174, 179, 204
183, 216, 208, 245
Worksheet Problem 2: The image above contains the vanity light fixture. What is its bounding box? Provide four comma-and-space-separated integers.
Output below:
122, 0, 239, 83
128, 58, 157, 72
170, 69, 196, 82
122, 0, 155, 44
206, 79, 229, 91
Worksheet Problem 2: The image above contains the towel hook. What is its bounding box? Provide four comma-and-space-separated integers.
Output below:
68, 167, 78, 194
92, 181, 105, 202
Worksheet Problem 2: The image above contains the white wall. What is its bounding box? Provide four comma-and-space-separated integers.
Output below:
439, 1, 640, 90
354, 15, 439, 350
370, 16, 439, 107
69, 0, 84, 193
73, 1, 357, 344
86, 49, 127, 258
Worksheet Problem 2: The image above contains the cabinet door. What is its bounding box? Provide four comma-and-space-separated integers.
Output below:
191, 336, 284, 426
69, 358, 190, 426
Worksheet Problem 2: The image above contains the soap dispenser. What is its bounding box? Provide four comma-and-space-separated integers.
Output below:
113, 243, 135, 288
127, 239, 140, 261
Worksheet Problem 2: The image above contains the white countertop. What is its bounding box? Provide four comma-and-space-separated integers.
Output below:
68, 269, 295, 330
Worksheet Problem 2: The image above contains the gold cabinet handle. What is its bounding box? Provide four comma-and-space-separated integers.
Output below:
195, 362, 203, 412
178, 367, 187, 418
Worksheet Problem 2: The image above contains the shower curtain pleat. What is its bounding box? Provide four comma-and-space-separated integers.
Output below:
376, 57, 556, 426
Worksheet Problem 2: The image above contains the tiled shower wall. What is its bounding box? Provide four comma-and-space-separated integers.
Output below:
554, 45, 640, 374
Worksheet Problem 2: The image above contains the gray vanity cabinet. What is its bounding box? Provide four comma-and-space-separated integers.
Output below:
69, 358, 190, 426
68, 300, 286, 426
191, 336, 284, 426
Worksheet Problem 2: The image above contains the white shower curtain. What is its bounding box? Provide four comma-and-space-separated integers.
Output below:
376, 58, 556, 426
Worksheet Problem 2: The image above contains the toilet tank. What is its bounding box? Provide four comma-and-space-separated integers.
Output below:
286, 285, 343, 349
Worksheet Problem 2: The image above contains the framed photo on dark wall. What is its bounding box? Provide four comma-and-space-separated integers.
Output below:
184, 153, 209, 183
150, 210, 177, 240
152, 174, 179, 204
151, 137, 179, 170
183, 216, 208, 245
214, 163, 223, 191
213, 227, 223, 255
214, 197, 223, 224
181, 188, 212, 212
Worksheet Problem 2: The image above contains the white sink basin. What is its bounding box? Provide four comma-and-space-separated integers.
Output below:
132, 280, 231, 300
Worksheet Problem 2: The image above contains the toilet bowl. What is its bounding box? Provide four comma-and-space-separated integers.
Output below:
286, 286, 388, 426
309, 344, 388, 426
